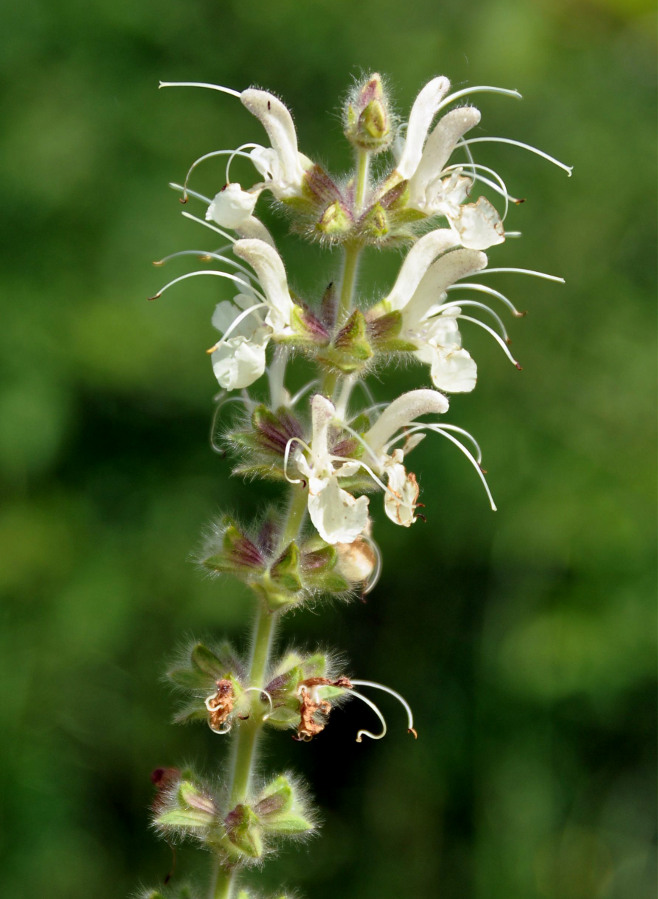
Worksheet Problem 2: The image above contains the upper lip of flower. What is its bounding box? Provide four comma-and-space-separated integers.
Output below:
240, 89, 313, 199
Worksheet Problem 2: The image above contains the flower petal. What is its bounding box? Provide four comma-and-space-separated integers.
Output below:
396, 76, 451, 180
408, 106, 481, 204
233, 239, 294, 333
415, 343, 478, 393
383, 454, 419, 526
450, 197, 505, 250
385, 229, 459, 312
241, 90, 307, 196
206, 183, 259, 229
365, 389, 450, 458
211, 333, 268, 390
404, 248, 488, 323
308, 477, 370, 544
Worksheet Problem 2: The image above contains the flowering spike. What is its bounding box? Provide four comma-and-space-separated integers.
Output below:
147, 69, 567, 899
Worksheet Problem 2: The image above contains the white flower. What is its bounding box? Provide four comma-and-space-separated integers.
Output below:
363, 387, 496, 513
394, 79, 505, 250
364, 389, 450, 527
293, 395, 369, 545
240, 89, 314, 201
382, 229, 487, 392
209, 239, 296, 390
210, 294, 269, 390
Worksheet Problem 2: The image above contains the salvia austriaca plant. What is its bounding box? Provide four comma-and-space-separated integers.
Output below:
140, 72, 571, 899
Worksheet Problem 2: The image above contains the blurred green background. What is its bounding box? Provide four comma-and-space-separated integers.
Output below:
1, 0, 655, 897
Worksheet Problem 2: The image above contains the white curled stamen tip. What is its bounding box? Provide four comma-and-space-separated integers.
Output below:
243, 686, 274, 720
349, 679, 416, 743
283, 437, 311, 485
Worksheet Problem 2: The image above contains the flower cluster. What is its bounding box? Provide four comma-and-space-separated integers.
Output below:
143, 73, 568, 898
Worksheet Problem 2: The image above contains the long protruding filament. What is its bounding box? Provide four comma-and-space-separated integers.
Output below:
149, 269, 260, 302
159, 81, 241, 98
205, 302, 269, 352
459, 137, 573, 176
383, 422, 496, 511
349, 679, 417, 741
447, 282, 526, 317
361, 536, 382, 595
154, 248, 255, 283
473, 267, 565, 283
434, 299, 512, 343
349, 690, 388, 742
437, 85, 522, 113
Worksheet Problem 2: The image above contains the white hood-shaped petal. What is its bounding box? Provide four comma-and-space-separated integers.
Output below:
396, 76, 451, 180
211, 293, 257, 336
233, 238, 295, 334
408, 106, 481, 205
206, 183, 259, 229
404, 248, 488, 324
385, 229, 459, 313
415, 342, 478, 393
241, 89, 308, 197
383, 451, 419, 526
365, 389, 450, 459
211, 332, 268, 390
308, 476, 370, 544
450, 197, 505, 250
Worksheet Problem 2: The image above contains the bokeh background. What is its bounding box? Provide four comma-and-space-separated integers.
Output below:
1, 0, 655, 897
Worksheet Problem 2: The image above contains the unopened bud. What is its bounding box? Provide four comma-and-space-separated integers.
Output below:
344, 73, 393, 153
335, 537, 377, 585
317, 200, 353, 237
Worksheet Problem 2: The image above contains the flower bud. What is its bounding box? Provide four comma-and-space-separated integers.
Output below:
319, 309, 374, 374
153, 774, 218, 835
316, 200, 353, 238
344, 74, 393, 153
224, 803, 263, 858
253, 774, 315, 836
335, 537, 377, 586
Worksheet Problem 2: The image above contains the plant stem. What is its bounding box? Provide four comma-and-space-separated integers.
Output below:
210, 486, 308, 899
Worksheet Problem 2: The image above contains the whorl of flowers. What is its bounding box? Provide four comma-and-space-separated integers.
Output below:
144, 73, 569, 898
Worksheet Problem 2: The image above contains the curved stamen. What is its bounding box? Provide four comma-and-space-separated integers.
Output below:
352, 378, 376, 409
209, 393, 254, 455
459, 137, 573, 176
472, 267, 565, 283
447, 282, 526, 317
180, 147, 259, 201
159, 81, 241, 98
289, 380, 319, 408
283, 437, 312, 485
348, 690, 388, 742
149, 269, 258, 301
442, 162, 521, 220
153, 248, 256, 283
429, 299, 511, 342
350, 679, 416, 737
169, 182, 212, 205
337, 422, 382, 469
225, 142, 262, 183
424, 424, 497, 510
331, 451, 390, 495
206, 302, 269, 352
437, 85, 522, 114
382, 422, 495, 509
243, 686, 274, 719
180, 210, 239, 246
456, 314, 521, 366
361, 535, 382, 595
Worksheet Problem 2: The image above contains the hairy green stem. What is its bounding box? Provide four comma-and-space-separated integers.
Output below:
210, 487, 308, 899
